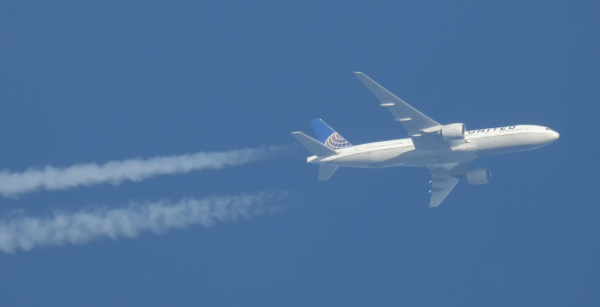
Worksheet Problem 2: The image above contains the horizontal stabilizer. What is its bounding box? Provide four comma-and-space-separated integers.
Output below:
318, 165, 339, 181
291, 132, 338, 157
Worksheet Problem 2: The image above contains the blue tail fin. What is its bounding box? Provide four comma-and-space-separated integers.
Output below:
310, 119, 352, 150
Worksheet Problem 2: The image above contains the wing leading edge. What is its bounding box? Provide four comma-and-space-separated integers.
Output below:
353, 72, 441, 136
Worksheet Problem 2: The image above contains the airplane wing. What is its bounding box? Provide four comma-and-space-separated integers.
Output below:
427, 163, 469, 208
353, 72, 441, 136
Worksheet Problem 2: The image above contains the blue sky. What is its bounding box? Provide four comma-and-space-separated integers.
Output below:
0, 1, 598, 306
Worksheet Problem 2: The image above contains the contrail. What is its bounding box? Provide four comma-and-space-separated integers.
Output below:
0, 146, 285, 197
0, 191, 284, 253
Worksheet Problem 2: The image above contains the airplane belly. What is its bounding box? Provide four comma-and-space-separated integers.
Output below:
475, 135, 514, 150
380, 149, 476, 167
327, 144, 480, 168
328, 147, 413, 168
370, 148, 407, 162
473, 134, 542, 156
327, 152, 375, 167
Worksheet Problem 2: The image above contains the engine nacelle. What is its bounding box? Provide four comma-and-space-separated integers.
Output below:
464, 168, 491, 185
440, 123, 466, 139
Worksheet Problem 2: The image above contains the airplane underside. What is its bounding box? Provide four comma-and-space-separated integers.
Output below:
323, 134, 551, 169
292, 72, 559, 207
325, 148, 477, 168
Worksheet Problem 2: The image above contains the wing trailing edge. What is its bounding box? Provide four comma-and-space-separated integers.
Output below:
427, 163, 470, 208
353, 72, 441, 136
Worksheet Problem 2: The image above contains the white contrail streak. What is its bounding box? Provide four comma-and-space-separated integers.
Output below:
0, 146, 285, 197
0, 191, 283, 253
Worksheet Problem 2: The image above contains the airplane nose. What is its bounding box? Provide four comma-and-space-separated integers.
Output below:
545, 131, 559, 143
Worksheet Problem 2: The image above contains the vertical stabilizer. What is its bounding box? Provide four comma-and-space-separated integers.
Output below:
318, 165, 339, 181
310, 119, 352, 150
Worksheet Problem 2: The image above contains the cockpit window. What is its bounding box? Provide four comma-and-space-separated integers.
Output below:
545, 128, 551, 130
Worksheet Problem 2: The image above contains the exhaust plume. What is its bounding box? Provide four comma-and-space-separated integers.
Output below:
0, 191, 283, 253
0, 146, 284, 197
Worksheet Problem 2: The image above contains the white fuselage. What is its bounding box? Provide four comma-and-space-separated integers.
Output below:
308, 125, 560, 168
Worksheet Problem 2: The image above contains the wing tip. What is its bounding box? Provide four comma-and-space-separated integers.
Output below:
429, 202, 440, 208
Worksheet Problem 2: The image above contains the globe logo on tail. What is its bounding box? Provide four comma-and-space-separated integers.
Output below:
324, 133, 352, 150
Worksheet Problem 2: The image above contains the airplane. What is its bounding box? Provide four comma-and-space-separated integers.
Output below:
291, 72, 560, 207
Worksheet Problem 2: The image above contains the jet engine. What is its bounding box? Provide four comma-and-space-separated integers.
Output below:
440, 123, 466, 139
464, 168, 491, 185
